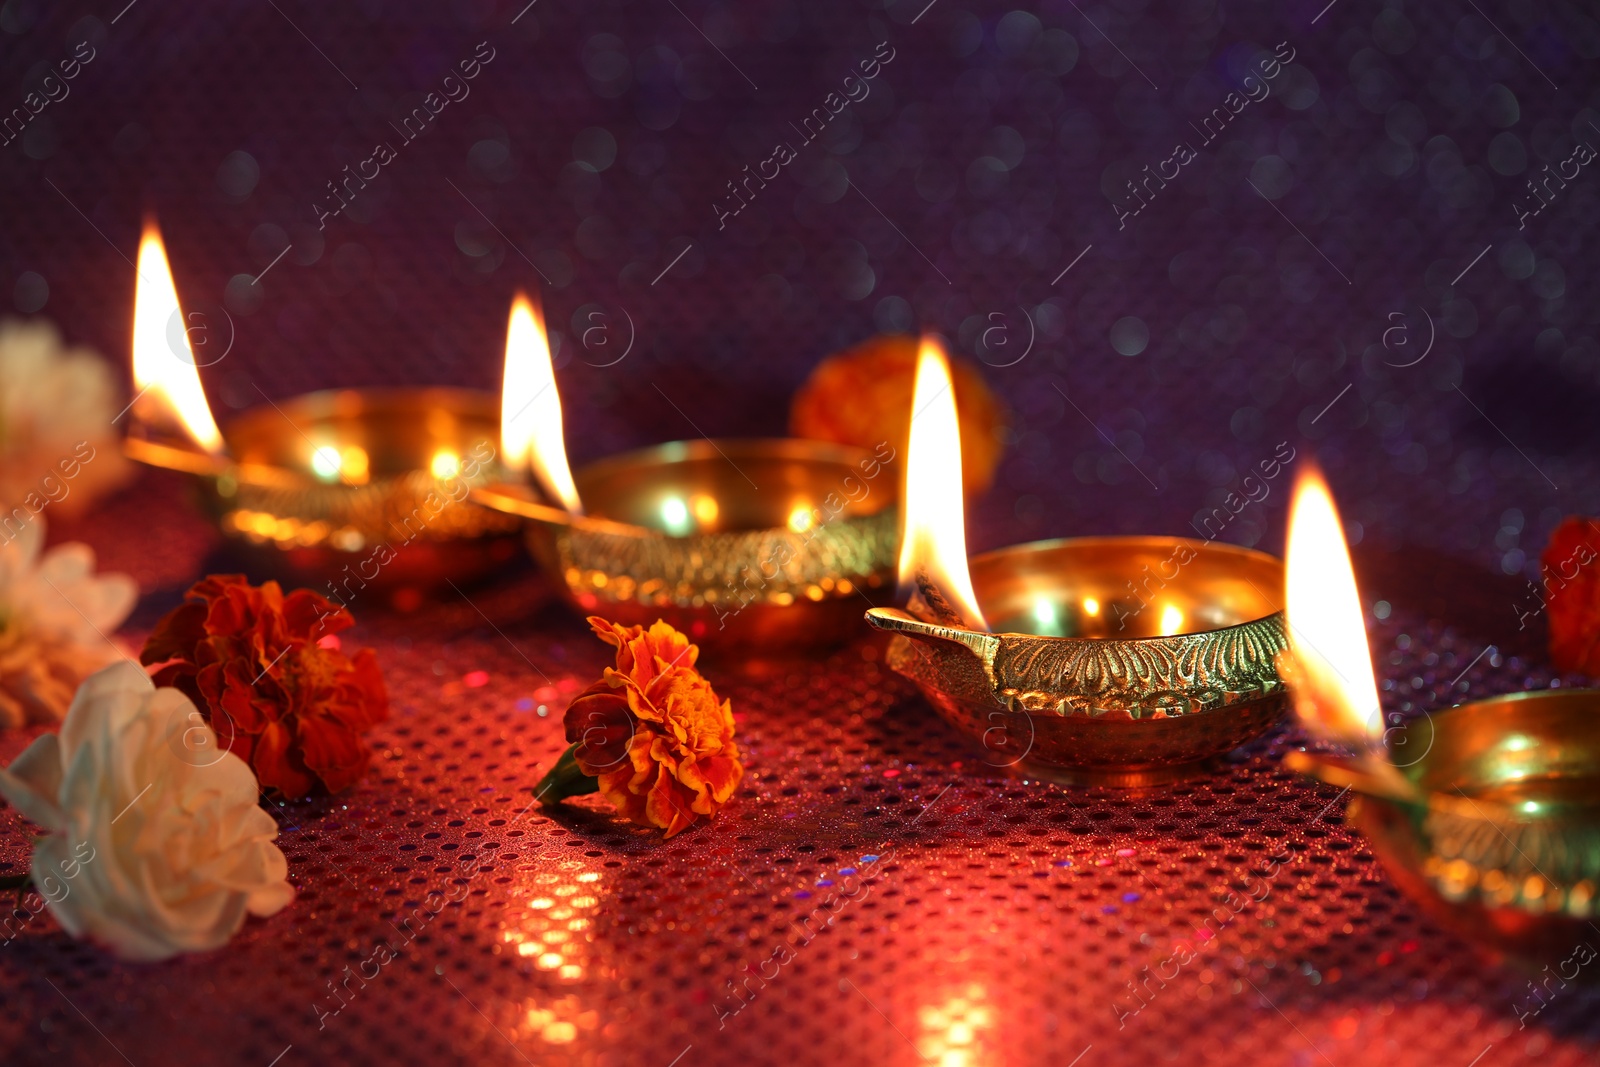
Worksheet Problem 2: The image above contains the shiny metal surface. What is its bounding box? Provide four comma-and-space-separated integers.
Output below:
1296, 689, 1600, 961
124, 387, 522, 590
867, 536, 1290, 786
483, 438, 899, 650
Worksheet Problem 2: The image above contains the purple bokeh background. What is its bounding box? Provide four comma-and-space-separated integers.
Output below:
3, 0, 1596, 579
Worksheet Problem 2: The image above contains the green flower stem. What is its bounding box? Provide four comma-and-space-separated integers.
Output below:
533, 744, 599, 806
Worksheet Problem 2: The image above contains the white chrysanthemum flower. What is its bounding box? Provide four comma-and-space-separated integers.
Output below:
0, 518, 137, 728
0, 318, 130, 518
0, 662, 293, 960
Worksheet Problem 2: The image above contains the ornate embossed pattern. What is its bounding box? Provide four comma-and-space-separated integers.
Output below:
990, 614, 1290, 719
210, 469, 521, 552
539, 508, 897, 609
1415, 806, 1600, 915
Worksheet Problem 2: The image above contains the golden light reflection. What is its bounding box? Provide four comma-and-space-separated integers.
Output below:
1083, 597, 1100, 617
691, 493, 719, 526
787, 504, 815, 532
898, 336, 987, 630
430, 448, 461, 479
1159, 603, 1183, 636
501, 292, 583, 513
1284, 464, 1383, 741
660, 496, 691, 535
524, 998, 598, 1047
131, 221, 223, 453
309, 444, 370, 485
501, 858, 604, 1020
917, 983, 995, 1066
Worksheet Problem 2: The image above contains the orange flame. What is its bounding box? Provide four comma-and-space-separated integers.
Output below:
898, 336, 987, 630
131, 222, 223, 453
1284, 464, 1382, 742
501, 293, 582, 514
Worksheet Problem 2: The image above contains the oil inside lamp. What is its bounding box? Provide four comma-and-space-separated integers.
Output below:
897, 336, 987, 631
501, 292, 583, 515
130, 221, 224, 454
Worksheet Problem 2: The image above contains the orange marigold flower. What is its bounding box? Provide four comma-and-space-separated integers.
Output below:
537, 617, 742, 838
1544, 517, 1600, 673
139, 575, 389, 799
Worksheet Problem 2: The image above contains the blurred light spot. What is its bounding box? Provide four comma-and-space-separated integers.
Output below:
573, 126, 617, 171
1250, 155, 1293, 199
995, 11, 1042, 56
1110, 316, 1149, 356
216, 150, 260, 201
1487, 131, 1526, 175
13, 271, 47, 312
660, 496, 690, 534
1482, 83, 1519, 128
431, 449, 461, 479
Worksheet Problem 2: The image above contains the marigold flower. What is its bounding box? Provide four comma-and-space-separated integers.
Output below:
789, 333, 1006, 495
1544, 517, 1600, 673
536, 617, 742, 838
139, 575, 388, 799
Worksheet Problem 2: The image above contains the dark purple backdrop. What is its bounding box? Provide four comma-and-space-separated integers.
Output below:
4, 0, 1597, 570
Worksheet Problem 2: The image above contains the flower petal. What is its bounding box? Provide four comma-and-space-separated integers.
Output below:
0, 733, 66, 830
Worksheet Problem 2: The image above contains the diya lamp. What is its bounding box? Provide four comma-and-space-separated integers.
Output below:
122, 221, 521, 594
1280, 467, 1600, 962
473, 298, 899, 649
866, 338, 1291, 786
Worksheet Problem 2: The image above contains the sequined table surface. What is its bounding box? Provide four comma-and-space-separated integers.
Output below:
4, 0, 1600, 1063
0, 472, 1589, 1067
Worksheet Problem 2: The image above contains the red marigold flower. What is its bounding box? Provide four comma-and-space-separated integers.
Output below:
139, 575, 389, 799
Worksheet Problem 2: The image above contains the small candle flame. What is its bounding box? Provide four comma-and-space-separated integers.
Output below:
131, 221, 223, 453
501, 292, 582, 514
897, 336, 987, 631
1283, 464, 1382, 743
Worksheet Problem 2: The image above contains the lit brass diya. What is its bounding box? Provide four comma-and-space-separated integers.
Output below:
126, 387, 521, 589
1276, 464, 1600, 960
1289, 689, 1600, 961
863, 337, 1288, 786
121, 223, 517, 591
476, 437, 899, 649
868, 536, 1290, 785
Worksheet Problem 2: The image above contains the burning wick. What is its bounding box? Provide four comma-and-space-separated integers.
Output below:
906, 566, 981, 629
